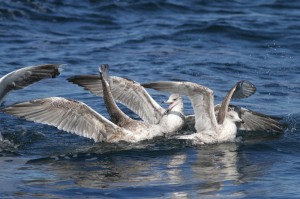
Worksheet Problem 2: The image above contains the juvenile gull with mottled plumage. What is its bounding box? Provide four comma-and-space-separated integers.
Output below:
1, 65, 186, 143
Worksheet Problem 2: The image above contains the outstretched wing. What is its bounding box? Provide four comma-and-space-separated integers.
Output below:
1, 97, 125, 142
183, 105, 285, 133
231, 81, 256, 99
99, 64, 132, 125
217, 80, 256, 124
0, 64, 61, 101
68, 75, 165, 124
143, 81, 217, 132
230, 105, 286, 132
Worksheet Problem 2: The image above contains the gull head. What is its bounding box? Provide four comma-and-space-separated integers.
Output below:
227, 110, 243, 123
162, 93, 182, 111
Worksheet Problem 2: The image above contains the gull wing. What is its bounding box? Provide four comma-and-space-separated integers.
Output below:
213, 104, 285, 132
0, 64, 61, 101
217, 80, 256, 124
231, 81, 256, 99
1, 97, 125, 142
230, 105, 286, 132
184, 104, 286, 133
142, 81, 218, 132
68, 75, 165, 124
99, 64, 132, 125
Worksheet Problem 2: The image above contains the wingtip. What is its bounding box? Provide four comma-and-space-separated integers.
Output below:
232, 80, 257, 99
141, 82, 158, 89
141, 83, 150, 88
43, 64, 64, 78
52, 65, 61, 78
99, 64, 109, 81
66, 76, 75, 83
56, 63, 66, 71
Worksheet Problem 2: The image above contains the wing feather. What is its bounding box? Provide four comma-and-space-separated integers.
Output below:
236, 106, 285, 132
142, 81, 217, 132
0, 64, 61, 101
1, 97, 125, 142
218, 80, 256, 124
68, 75, 165, 124
214, 104, 286, 132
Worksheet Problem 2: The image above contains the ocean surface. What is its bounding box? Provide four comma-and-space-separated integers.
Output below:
0, 0, 299, 198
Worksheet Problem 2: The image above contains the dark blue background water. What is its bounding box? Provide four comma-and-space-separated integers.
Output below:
0, 1, 299, 198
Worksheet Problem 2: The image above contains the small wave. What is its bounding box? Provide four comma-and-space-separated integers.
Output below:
174, 19, 280, 41
260, 1, 300, 10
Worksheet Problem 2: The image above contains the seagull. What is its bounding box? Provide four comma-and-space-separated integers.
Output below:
68, 73, 284, 133
68, 73, 177, 125
99, 65, 185, 137
0, 64, 61, 103
141, 80, 282, 144
1, 65, 186, 143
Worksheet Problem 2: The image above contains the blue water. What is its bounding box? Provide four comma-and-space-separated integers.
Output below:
0, 0, 300, 198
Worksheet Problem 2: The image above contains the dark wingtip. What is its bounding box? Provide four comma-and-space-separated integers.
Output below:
232, 80, 256, 99
141, 82, 156, 88
67, 76, 75, 83
40, 64, 62, 78
67, 75, 82, 84
52, 66, 60, 78
99, 64, 109, 81
141, 83, 150, 88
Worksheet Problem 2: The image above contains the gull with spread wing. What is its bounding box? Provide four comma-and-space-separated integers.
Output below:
68, 72, 182, 125
142, 80, 282, 144
2, 65, 185, 143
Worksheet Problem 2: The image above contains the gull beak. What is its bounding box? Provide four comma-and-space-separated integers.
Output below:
162, 98, 172, 104
237, 117, 243, 123
162, 98, 174, 114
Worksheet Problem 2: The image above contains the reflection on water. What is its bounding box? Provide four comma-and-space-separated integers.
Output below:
0, 141, 275, 198
192, 144, 241, 193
